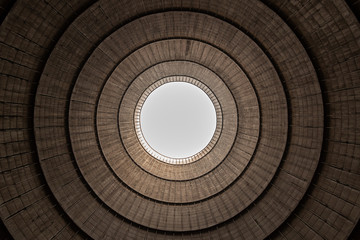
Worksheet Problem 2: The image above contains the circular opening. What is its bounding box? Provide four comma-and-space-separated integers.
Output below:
140, 82, 217, 159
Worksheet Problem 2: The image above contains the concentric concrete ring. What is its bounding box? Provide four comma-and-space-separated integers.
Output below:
1, 0, 359, 239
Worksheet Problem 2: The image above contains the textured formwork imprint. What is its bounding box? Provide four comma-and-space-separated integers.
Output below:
0, 0, 359, 239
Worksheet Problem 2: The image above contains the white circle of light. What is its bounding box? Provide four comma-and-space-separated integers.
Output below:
140, 82, 216, 159
134, 76, 223, 164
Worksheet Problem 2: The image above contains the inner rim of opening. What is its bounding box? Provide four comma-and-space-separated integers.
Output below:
134, 76, 222, 164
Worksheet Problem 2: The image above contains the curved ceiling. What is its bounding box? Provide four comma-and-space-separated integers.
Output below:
0, 0, 359, 239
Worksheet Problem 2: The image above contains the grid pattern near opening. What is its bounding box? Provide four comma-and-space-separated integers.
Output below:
134, 76, 223, 164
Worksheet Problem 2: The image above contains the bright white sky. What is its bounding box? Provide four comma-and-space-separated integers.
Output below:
140, 82, 216, 158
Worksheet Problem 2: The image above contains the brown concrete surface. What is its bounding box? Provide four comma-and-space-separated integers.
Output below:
0, 0, 359, 239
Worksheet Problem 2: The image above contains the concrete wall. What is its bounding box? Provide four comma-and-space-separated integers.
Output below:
0, 0, 359, 239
